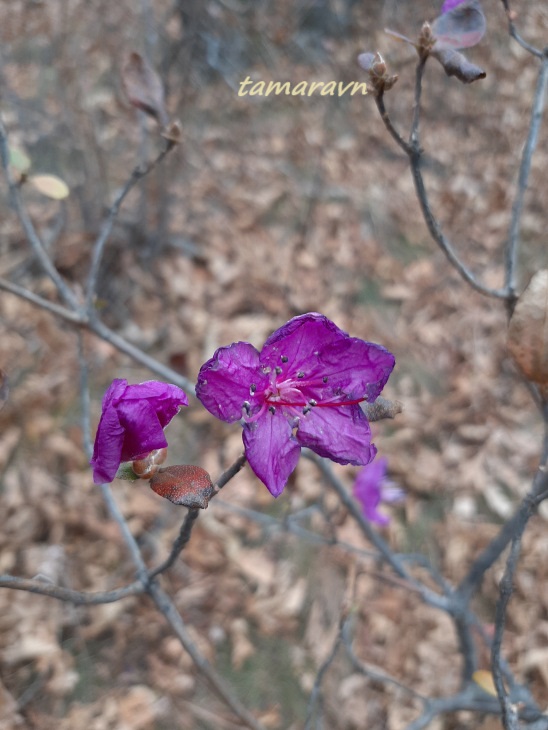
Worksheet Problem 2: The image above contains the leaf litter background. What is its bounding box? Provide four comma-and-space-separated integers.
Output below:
0, 0, 547, 728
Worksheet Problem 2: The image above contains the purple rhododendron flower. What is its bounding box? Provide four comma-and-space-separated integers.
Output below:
196, 313, 395, 497
90, 379, 188, 484
353, 457, 404, 526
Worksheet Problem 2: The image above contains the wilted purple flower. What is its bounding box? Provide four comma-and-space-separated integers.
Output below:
196, 313, 395, 497
353, 457, 404, 526
90, 379, 188, 484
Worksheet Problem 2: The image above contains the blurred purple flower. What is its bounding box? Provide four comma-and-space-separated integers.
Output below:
440, 0, 466, 13
90, 379, 188, 484
196, 313, 395, 497
353, 457, 404, 526
433, 0, 486, 50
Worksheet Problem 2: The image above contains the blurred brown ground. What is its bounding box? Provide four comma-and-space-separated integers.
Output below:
0, 1, 547, 728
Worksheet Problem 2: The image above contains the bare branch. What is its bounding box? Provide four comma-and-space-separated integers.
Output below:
374, 70, 509, 300
0, 575, 142, 604
304, 616, 345, 730
85, 140, 176, 311
148, 507, 200, 579
149, 454, 248, 579
342, 616, 426, 702
147, 581, 267, 730
500, 0, 544, 58
374, 91, 412, 155
88, 317, 195, 394
0, 277, 85, 324
491, 483, 548, 728
212, 452, 247, 494
457, 453, 548, 601
0, 118, 81, 311
505, 54, 548, 300
306, 453, 449, 612
0, 276, 195, 395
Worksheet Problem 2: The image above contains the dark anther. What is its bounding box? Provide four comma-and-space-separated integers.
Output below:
281, 355, 288, 363
250, 384, 256, 394
275, 366, 282, 375
309, 399, 317, 407
297, 371, 305, 379
303, 405, 311, 415
243, 400, 251, 414
323, 376, 328, 383
268, 406, 276, 415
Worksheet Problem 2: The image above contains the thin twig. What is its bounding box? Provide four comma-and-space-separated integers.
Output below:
500, 0, 544, 58
0, 118, 81, 311
457, 458, 548, 601
492, 535, 521, 730
304, 617, 345, 730
89, 317, 195, 394
149, 454, 248, 578
0, 277, 85, 324
212, 452, 247, 494
374, 77, 508, 300
0, 278, 195, 394
0, 575, 142, 603
342, 617, 426, 702
505, 54, 548, 300
213, 498, 380, 557
148, 507, 200, 579
491, 484, 548, 729
85, 140, 176, 310
409, 56, 427, 149
147, 581, 267, 730
307, 453, 449, 612
79, 355, 264, 730
375, 91, 412, 155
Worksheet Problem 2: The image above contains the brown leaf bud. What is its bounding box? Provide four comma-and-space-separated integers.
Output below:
508, 270, 548, 386
161, 120, 182, 145
362, 53, 399, 95
417, 22, 436, 57
370, 52, 387, 78
150, 465, 214, 509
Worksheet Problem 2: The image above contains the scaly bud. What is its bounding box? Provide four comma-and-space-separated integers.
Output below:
150, 465, 215, 509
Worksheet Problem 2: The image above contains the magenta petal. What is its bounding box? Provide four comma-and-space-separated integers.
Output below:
102, 378, 128, 408
296, 405, 376, 466
90, 403, 125, 483
120, 381, 188, 426
116, 399, 169, 461
242, 412, 301, 497
313, 338, 395, 402
261, 313, 347, 372
196, 342, 268, 423
91, 378, 188, 484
